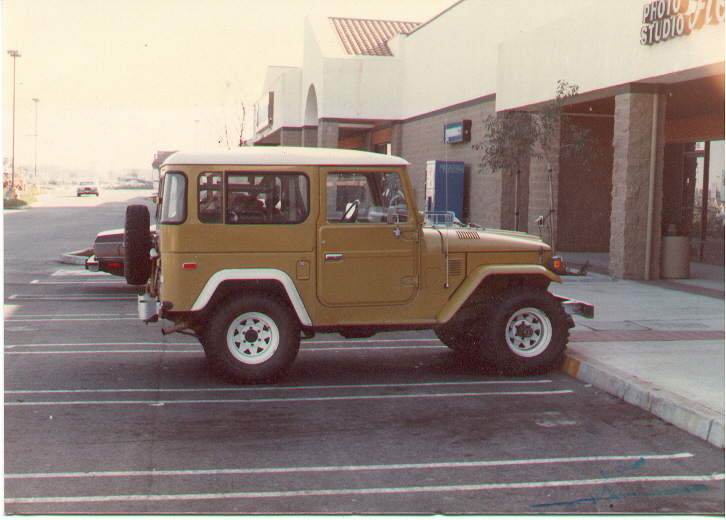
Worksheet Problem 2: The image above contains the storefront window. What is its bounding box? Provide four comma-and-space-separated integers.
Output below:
687, 141, 724, 263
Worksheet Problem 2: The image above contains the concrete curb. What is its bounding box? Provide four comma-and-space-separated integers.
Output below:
59, 249, 93, 266
561, 350, 725, 449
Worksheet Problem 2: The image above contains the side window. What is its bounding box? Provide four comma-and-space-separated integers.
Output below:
198, 173, 222, 223
159, 172, 187, 224
326, 172, 407, 223
226, 172, 309, 224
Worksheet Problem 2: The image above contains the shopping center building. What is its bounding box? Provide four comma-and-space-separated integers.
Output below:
248, 0, 725, 279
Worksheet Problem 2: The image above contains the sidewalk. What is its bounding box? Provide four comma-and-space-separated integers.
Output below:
556, 252, 725, 448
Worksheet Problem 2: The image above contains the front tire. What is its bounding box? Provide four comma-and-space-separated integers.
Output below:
482, 288, 570, 375
202, 296, 300, 383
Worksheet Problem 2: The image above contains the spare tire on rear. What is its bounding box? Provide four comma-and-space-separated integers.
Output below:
124, 205, 152, 285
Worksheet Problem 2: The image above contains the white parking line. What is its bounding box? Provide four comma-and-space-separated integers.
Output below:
5, 379, 556, 395
5, 342, 195, 349
30, 280, 122, 285
6, 317, 138, 322
5, 313, 137, 318
50, 269, 110, 277
4, 389, 574, 406
8, 295, 137, 301
5, 473, 723, 504
4, 452, 694, 479
4, 350, 196, 355
3, 346, 449, 355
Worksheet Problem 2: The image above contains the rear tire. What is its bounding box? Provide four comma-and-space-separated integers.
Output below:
123, 205, 152, 285
202, 296, 300, 383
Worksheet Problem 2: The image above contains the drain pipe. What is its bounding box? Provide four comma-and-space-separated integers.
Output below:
644, 93, 659, 280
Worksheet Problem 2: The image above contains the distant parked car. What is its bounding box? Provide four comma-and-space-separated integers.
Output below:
119, 179, 153, 189
77, 181, 99, 197
85, 224, 156, 281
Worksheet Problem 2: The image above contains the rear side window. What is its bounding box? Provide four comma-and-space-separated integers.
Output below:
196, 172, 309, 224
198, 172, 223, 223
159, 172, 187, 224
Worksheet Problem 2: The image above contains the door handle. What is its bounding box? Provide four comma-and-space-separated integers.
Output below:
325, 253, 343, 261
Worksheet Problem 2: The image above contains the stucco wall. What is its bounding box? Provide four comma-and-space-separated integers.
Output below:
400, 0, 582, 119
496, 0, 725, 111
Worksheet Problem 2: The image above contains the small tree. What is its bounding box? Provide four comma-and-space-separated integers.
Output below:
476, 80, 603, 252
217, 80, 247, 148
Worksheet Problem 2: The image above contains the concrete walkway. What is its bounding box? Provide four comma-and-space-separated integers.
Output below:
557, 252, 725, 448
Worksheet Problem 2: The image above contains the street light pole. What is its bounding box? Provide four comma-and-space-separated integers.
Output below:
33, 98, 39, 184
7, 50, 20, 196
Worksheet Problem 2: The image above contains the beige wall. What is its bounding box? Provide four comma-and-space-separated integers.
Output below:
496, 0, 725, 111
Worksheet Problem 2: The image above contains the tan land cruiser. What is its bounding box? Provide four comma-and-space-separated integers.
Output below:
131, 147, 592, 382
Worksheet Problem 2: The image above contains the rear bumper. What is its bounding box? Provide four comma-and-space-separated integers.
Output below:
138, 294, 161, 323
85, 255, 99, 272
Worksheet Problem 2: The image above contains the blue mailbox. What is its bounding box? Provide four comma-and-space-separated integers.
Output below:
425, 160, 467, 222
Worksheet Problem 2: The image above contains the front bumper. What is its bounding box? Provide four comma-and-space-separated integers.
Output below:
554, 295, 594, 319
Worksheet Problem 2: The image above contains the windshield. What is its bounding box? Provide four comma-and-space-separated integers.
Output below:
159, 172, 187, 224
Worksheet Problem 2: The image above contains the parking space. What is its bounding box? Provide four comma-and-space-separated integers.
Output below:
4, 265, 724, 514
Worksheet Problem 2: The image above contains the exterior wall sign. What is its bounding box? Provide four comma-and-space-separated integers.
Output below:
254, 92, 274, 132
444, 120, 472, 143
641, 0, 725, 45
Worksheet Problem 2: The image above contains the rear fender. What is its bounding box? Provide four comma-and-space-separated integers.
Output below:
191, 269, 312, 327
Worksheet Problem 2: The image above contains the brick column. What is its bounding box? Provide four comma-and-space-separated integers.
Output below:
302, 126, 318, 147
280, 128, 302, 147
609, 88, 665, 279
390, 123, 403, 157
318, 120, 339, 149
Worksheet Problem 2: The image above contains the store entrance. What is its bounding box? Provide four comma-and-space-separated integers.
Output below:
663, 140, 724, 266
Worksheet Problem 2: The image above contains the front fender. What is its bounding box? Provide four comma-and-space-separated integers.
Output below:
436, 264, 561, 324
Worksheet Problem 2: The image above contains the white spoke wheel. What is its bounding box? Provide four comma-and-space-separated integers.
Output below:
504, 307, 552, 358
203, 296, 300, 383
483, 288, 570, 375
227, 312, 280, 364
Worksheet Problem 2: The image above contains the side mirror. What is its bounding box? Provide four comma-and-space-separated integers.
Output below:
387, 206, 397, 225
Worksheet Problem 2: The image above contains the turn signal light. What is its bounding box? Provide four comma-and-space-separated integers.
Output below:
548, 257, 564, 273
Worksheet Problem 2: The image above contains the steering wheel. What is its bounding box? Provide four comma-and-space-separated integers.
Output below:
389, 195, 403, 208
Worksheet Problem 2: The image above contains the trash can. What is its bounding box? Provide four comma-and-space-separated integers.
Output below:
660, 236, 690, 279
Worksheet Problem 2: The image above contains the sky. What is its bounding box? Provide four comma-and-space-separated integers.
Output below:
2, 0, 455, 179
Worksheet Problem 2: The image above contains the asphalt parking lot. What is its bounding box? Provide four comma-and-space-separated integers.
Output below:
4, 190, 724, 514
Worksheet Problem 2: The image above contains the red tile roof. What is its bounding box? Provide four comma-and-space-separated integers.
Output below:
329, 18, 420, 56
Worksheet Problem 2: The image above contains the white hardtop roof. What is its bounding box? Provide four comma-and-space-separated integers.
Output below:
163, 147, 410, 167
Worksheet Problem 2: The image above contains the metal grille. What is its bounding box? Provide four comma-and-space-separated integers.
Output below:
448, 258, 464, 277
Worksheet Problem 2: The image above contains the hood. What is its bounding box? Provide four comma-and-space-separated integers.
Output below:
423, 226, 550, 253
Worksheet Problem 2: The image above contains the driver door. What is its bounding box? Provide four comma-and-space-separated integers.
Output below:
317, 169, 418, 307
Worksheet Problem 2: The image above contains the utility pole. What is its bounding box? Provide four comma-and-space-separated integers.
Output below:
33, 98, 39, 183
7, 50, 21, 196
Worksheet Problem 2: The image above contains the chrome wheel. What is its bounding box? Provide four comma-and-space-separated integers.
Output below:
504, 307, 552, 358
227, 312, 280, 365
